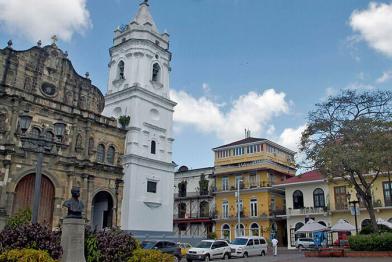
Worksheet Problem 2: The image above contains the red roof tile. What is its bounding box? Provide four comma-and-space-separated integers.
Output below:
280, 170, 325, 185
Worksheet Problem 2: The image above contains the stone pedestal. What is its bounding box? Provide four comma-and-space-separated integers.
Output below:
61, 218, 85, 262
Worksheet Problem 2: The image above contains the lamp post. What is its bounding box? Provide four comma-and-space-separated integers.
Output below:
236, 178, 243, 237
347, 193, 359, 234
18, 112, 66, 224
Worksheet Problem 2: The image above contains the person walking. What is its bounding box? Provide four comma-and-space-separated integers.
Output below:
271, 237, 278, 256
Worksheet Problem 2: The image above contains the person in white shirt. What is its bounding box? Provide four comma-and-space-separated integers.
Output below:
271, 238, 278, 256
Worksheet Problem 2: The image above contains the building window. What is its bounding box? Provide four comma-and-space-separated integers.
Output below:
152, 63, 161, 82
31, 127, 41, 138
222, 224, 230, 240
250, 199, 258, 217
293, 190, 304, 209
107, 146, 115, 164
222, 201, 229, 219
222, 176, 229, 191
178, 181, 187, 197
200, 201, 209, 218
334, 186, 347, 210
45, 131, 54, 141
235, 224, 245, 237
178, 203, 186, 218
150, 140, 156, 154
88, 137, 94, 156
250, 223, 259, 236
313, 188, 325, 208
383, 181, 392, 206
235, 176, 243, 189
118, 61, 125, 79
96, 144, 105, 163
249, 174, 257, 188
147, 181, 157, 193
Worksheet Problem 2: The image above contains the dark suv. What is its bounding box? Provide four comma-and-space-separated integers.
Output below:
141, 240, 182, 261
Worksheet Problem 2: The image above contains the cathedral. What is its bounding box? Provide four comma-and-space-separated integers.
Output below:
103, 0, 176, 233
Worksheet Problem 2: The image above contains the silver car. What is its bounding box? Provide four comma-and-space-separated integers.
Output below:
295, 238, 315, 250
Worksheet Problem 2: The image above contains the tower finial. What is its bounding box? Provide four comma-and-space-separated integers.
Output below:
141, 0, 149, 6
51, 35, 58, 45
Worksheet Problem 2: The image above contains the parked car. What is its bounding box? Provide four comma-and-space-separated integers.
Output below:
295, 238, 316, 250
186, 240, 231, 261
230, 236, 268, 258
141, 240, 182, 261
178, 242, 192, 256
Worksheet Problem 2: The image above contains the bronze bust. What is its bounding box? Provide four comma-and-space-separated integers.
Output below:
63, 187, 84, 219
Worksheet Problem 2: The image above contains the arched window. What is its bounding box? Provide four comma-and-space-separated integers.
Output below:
88, 137, 94, 156
31, 127, 41, 138
293, 190, 304, 209
96, 144, 105, 163
118, 61, 125, 79
107, 146, 115, 164
313, 188, 325, 208
152, 63, 161, 82
45, 131, 54, 141
235, 224, 245, 237
200, 201, 209, 218
295, 222, 305, 240
222, 224, 230, 240
151, 140, 156, 154
318, 221, 327, 226
178, 203, 186, 218
250, 223, 260, 236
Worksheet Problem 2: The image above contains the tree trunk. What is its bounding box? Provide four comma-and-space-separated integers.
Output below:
364, 192, 379, 232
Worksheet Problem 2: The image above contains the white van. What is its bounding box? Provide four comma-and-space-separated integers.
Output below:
230, 236, 268, 258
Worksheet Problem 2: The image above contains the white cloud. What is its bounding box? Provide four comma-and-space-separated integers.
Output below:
171, 88, 290, 143
277, 125, 307, 152
376, 70, 392, 83
0, 0, 91, 42
345, 82, 374, 91
349, 2, 392, 57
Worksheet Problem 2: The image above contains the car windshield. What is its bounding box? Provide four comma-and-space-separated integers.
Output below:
231, 238, 248, 245
196, 241, 213, 248
141, 241, 157, 249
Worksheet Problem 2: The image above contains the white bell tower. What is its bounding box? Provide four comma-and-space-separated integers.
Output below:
103, 0, 176, 233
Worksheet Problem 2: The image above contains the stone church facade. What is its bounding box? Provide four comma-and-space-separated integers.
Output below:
0, 41, 126, 230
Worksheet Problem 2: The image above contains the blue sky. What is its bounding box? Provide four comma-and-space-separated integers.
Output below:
1, 0, 391, 170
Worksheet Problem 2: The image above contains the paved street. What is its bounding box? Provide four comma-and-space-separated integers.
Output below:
211, 254, 392, 262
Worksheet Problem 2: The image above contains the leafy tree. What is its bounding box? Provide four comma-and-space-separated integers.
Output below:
300, 90, 392, 231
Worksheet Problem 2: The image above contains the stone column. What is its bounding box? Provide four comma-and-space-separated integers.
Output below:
61, 218, 85, 262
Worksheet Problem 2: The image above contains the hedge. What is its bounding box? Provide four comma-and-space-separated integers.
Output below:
0, 249, 56, 262
349, 233, 392, 251
128, 249, 175, 262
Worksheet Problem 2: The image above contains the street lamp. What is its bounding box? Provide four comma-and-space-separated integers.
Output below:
346, 193, 359, 234
18, 113, 67, 224
236, 178, 243, 237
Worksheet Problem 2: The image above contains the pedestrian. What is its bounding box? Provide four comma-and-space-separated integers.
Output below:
271, 237, 278, 256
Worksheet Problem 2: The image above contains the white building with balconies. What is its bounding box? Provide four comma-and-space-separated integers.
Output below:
276, 170, 331, 249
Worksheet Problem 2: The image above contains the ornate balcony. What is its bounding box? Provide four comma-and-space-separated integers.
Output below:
287, 206, 328, 216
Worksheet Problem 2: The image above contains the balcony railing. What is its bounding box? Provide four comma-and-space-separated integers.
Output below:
220, 181, 272, 192
287, 206, 328, 216
173, 211, 215, 220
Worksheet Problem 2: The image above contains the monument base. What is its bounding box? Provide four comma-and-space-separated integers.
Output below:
61, 218, 85, 262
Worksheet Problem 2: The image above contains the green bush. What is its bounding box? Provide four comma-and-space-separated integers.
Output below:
6, 209, 31, 229
0, 248, 56, 262
128, 249, 175, 262
349, 232, 392, 251
360, 225, 392, 235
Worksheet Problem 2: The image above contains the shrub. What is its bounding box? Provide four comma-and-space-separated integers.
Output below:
128, 249, 175, 262
0, 223, 62, 259
6, 209, 31, 229
0, 248, 56, 262
85, 228, 138, 262
360, 225, 392, 235
349, 232, 392, 251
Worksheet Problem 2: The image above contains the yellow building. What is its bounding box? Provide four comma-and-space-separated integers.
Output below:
328, 174, 392, 232
213, 136, 296, 244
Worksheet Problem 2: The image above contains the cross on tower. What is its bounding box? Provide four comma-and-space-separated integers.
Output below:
51, 35, 58, 45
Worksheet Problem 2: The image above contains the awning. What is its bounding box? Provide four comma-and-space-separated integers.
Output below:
295, 219, 328, 233
331, 219, 355, 232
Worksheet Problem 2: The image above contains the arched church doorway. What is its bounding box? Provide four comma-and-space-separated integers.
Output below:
12, 174, 55, 226
92, 191, 114, 230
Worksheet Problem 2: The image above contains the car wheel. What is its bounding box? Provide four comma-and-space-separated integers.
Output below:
223, 253, 229, 260
204, 254, 210, 262
243, 252, 248, 258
